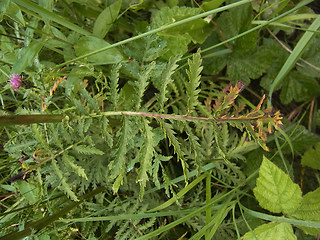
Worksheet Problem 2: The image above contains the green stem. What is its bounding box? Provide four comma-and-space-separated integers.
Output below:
0, 114, 64, 126
205, 172, 212, 240
0, 110, 273, 126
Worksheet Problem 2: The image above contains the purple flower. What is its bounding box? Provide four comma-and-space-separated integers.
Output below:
9, 74, 22, 91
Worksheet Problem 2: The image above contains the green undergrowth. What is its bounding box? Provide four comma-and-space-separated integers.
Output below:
0, 0, 320, 239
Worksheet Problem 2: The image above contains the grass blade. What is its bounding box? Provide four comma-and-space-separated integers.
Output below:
268, 15, 320, 105
12, 0, 91, 36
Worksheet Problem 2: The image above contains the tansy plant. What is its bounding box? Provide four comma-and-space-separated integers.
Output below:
1, 0, 320, 239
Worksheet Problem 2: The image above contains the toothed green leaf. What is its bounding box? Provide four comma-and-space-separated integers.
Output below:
243, 222, 296, 240
253, 156, 302, 214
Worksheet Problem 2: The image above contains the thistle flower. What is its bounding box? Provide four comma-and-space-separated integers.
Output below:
9, 74, 22, 91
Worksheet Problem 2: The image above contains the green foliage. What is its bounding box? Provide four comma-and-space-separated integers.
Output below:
93, 0, 122, 38
291, 187, 320, 235
301, 142, 320, 170
185, 49, 202, 114
243, 222, 297, 240
151, 6, 211, 58
74, 36, 123, 64
1, 0, 319, 239
253, 156, 302, 214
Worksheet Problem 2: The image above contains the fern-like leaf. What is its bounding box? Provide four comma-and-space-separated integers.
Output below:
109, 116, 132, 194
156, 55, 180, 112
81, 88, 99, 112
253, 156, 302, 214
62, 154, 88, 180
185, 49, 202, 114
136, 118, 155, 199
51, 159, 78, 201
73, 145, 104, 155
132, 62, 155, 110
162, 121, 189, 181
109, 63, 121, 110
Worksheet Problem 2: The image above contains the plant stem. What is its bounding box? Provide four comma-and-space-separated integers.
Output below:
0, 114, 64, 126
0, 110, 272, 126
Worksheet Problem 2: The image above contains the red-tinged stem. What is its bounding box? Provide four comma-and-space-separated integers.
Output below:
0, 111, 267, 126
98, 111, 267, 122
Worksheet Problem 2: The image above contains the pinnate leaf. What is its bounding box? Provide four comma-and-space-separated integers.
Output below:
73, 145, 104, 155
185, 49, 203, 114
253, 156, 302, 214
136, 119, 155, 199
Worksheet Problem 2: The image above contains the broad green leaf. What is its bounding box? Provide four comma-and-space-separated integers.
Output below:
291, 187, 320, 236
226, 46, 272, 84
253, 156, 302, 214
12, 41, 44, 74
301, 142, 320, 170
15, 181, 40, 204
217, 2, 257, 51
74, 36, 123, 65
152, 6, 210, 43
279, 70, 320, 105
242, 222, 296, 240
201, 0, 225, 11
297, 35, 320, 78
151, 6, 211, 58
281, 125, 320, 155
93, 0, 122, 38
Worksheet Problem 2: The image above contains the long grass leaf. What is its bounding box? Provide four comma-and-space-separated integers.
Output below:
12, 0, 91, 36
268, 15, 320, 104
147, 173, 206, 212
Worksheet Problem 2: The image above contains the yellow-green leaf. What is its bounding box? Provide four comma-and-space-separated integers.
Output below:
243, 222, 296, 240
253, 156, 302, 214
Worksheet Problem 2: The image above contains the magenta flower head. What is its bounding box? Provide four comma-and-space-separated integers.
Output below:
9, 74, 22, 91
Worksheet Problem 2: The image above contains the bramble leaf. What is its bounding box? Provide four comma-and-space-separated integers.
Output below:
279, 70, 320, 104
151, 6, 210, 58
217, 3, 257, 51
253, 156, 302, 214
242, 222, 296, 240
291, 187, 320, 236
301, 142, 320, 170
